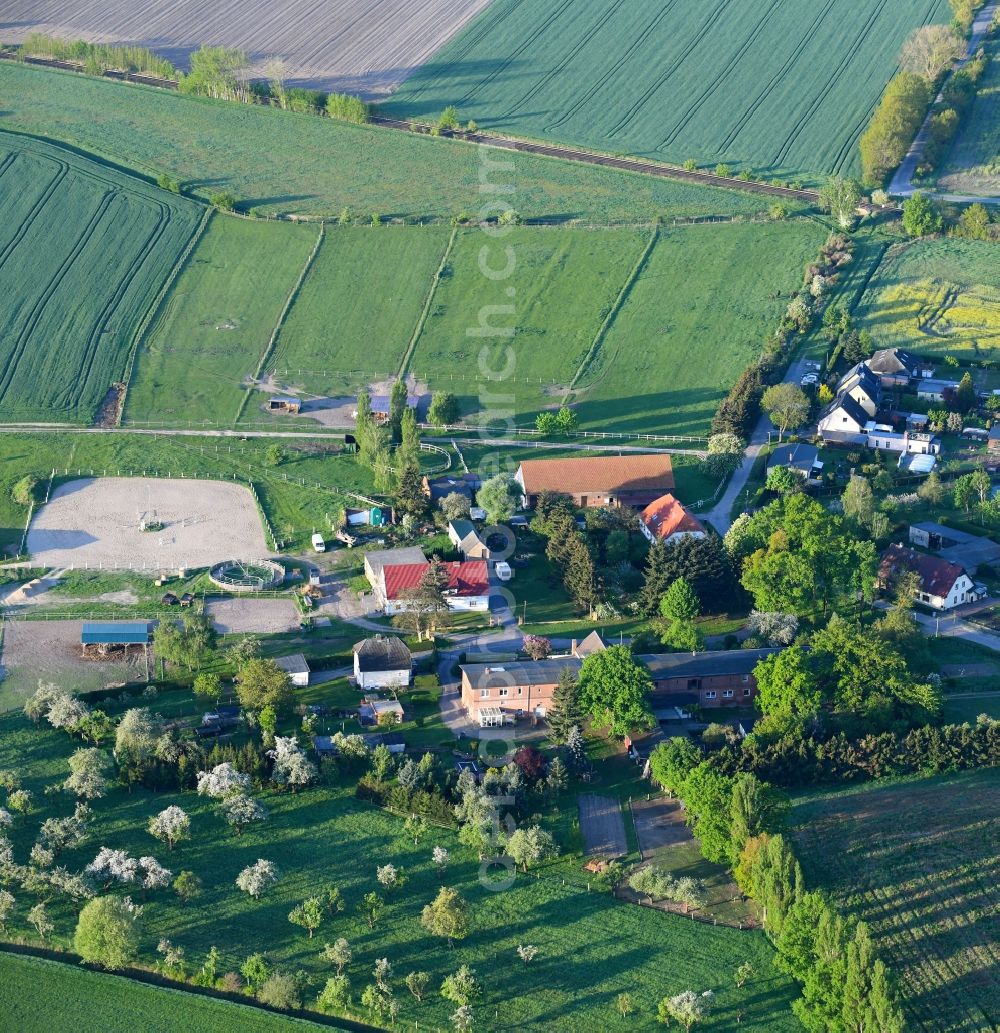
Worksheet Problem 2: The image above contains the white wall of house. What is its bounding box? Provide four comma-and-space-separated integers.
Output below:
354, 662, 410, 690
920, 574, 976, 611
639, 523, 705, 545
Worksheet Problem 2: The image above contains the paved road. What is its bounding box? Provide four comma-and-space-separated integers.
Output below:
703, 354, 815, 534
890, 2, 999, 202
912, 607, 1000, 653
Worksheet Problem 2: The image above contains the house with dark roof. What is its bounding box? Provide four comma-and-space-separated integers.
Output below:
363, 546, 427, 587
571, 630, 608, 658
448, 519, 489, 559
514, 454, 674, 509
638, 494, 706, 544
836, 363, 881, 416
459, 646, 781, 723
878, 544, 980, 611
639, 648, 780, 709
766, 443, 823, 482
274, 654, 310, 687
818, 392, 871, 444
867, 348, 923, 387
353, 636, 412, 689
423, 472, 481, 505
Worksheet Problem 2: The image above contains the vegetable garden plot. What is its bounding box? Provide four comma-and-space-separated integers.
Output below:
0, 132, 202, 423
386, 0, 950, 184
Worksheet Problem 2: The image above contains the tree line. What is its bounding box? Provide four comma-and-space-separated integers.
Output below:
18, 32, 177, 80
649, 741, 906, 1031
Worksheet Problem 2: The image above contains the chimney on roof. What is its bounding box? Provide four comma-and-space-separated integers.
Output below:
571, 639, 577, 657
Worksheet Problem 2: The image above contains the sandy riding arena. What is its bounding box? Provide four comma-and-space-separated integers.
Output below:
27, 478, 270, 570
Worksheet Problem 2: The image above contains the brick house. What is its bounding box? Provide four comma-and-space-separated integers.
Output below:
639, 648, 780, 709
460, 646, 780, 724
514, 454, 674, 509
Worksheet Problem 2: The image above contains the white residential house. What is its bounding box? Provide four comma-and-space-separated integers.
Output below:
353, 636, 413, 690
274, 654, 310, 687
878, 544, 980, 611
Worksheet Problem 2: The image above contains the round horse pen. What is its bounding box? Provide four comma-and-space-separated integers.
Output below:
208, 559, 285, 593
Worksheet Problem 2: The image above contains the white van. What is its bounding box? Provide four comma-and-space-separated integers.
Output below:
495, 561, 512, 582
311, 533, 326, 553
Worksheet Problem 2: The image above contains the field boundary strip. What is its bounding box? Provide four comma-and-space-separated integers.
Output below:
397, 225, 459, 378
235, 222, 326, 425
0, 947, 370, 1031
569, 226, 658, 389
118, 206, 212, 426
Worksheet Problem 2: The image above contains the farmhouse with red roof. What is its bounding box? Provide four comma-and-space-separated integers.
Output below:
877, 544, 980, 611
514, 454, 674, 509
363, 547, 489, 614
638, 493, 705, 545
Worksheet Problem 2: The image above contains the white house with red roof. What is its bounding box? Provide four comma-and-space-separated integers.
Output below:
364, 547, 490, 614
638, 494, 705, 545
878, 544, 980, 611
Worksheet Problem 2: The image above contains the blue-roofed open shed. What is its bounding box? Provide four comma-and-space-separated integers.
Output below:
81, 622, 153, 646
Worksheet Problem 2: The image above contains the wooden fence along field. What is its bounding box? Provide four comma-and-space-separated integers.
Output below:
0, 131, 201, 423
386, 0, 951, 184
0, 0, 494, 93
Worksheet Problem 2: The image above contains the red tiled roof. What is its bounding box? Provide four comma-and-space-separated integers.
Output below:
640, 494, 704, 541
517, 454, 674, 496
446, 560, 489, 596
383, 560, 489, 600
879, 544, 967, 598
381, 563, 429, 600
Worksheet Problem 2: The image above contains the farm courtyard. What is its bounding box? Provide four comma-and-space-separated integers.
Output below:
26, 478, 270, 570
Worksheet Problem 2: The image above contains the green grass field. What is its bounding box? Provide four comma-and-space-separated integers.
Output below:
270, 225, 453, 397
0, 953, 337, 1032
409, 226, 650, 418
857, 239, 1000, 363
0, 130, 201, 423
0, 432, 376, 557
939, 38, 1000, 197
572, 221, 824, 434
384, 0, 949, 184
792, 770, 1000, 1033
124, 214, 319, 425
0, 708, 801, 1031
0, 63, 799, 224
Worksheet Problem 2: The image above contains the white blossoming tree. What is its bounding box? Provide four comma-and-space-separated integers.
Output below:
196, 762, 250, 799
271, 736, 317, 791
236, 859, 280, 900
86, 847, 138, 888
219, 793, 268, 836
148, 806, 191, 851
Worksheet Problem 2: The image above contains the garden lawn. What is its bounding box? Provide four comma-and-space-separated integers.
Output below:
0, 953, 335, 1033
572, 221, 824, 435
408, 226, 649, 419
124, 213, 319, 426
939, 37, 1000, 197
0, 710, 802, 1031
0, 130, 201, 423
269, 225, 453, 397
385, 0, 949, 184
0, 432, 377, 557
857, 238, 1000, 364
0, 62, 797, 222
792, 769, 1000, 1033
